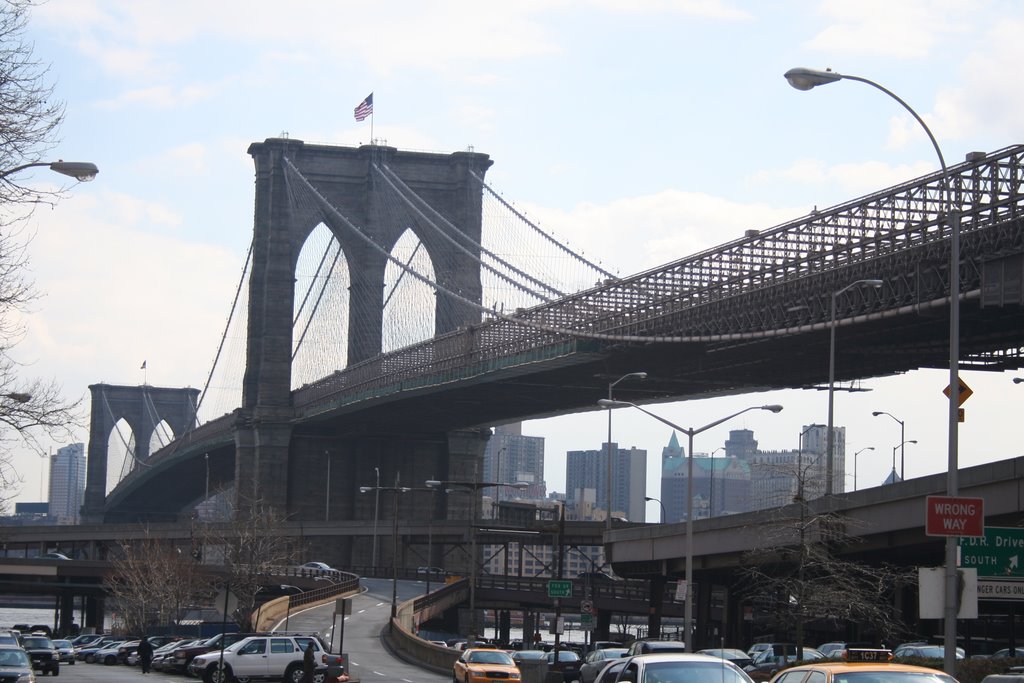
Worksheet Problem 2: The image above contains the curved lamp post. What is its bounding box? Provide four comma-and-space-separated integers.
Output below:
426, 477, 529, 641
872, 411, 907, 480
599, 399, 782, 650
0, 161, 99, 181
827, 279, 884, 494
890, 440, 918, 482
852, 446, 874, 491
644, 496, 666, 524
708, 447, 725, 517
359, 474, 411, 631
1013, 378, 1024, 384
785, 66, 960, 674
605, 372, 647, 530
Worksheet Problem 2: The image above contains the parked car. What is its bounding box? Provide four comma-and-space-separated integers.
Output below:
698, 648, 754, 669
600, 653, 754, 683
892, 644, 965, 660
624, 639, 687, 656
151, 638, 201, 672
91, 640, 129, 665
38, 553, 70, 560
19, 634, 59, 676
188, 634, 338, 683
547, 649, 583, 682
745, 645, 825, 680
50, 639, 75, 665
0, 645, 36, 682
581, 648, 627, 683
453, 647, 520, 683
511, 650, 548, 664
992, 647, 1024, 657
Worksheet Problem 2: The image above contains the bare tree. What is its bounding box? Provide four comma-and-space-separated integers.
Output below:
738, 460, 915, 655
0, 0, 83, 511
200, 498, 304, 631
105, 535, 215, 635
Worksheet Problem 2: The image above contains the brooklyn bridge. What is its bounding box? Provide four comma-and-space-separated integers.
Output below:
71, 139, 1024, 557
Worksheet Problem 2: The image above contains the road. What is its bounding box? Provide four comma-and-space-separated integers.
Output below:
51, 578, 450, 683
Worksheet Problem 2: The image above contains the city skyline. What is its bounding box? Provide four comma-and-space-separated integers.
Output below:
5, 2, 1024, 517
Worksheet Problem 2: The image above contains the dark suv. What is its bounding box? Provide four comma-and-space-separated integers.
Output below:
19, 635, 59, 676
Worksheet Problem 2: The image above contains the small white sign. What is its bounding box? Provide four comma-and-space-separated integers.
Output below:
675, 581, 687, 602
918, 567, 978, 619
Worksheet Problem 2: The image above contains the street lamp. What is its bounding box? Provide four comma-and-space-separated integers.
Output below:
426, 476, 529, 641
826, 279, 884, 495
0, 160, 99, 181
371, 466, 380, 572
1013, 378, 1024, 384
2, 392, 31, 403
796, 424, 825, 502
599, 399, 782, 650
890, 440, 918, 482
852, 446, 874, 491
709, 447, 725, 517
605, 372, 647, 531
872, 411, 907, 480
359, 474, 411, 630
644, 496, 666, 524
786, 66, 961, 674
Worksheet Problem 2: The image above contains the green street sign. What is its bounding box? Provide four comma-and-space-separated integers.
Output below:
548, 580, 572, 598
960, 527, 1024, 577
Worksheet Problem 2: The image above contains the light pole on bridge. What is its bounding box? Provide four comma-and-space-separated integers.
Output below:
785, 65, 961, 675
599, 399, 782, 650
426, 474, 528, 642
359, 474, 411, 631
605, 372, 647, 532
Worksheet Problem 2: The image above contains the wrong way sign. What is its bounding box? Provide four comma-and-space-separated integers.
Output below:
926, 495, 984, 537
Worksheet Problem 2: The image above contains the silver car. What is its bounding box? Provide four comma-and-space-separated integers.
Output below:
50, 640, 76, 665
596, 652, 755, 683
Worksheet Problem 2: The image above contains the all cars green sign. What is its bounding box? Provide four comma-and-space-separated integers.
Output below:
960, 526, 1024, 577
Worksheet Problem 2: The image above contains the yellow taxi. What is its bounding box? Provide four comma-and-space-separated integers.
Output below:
453, 647, 522, 683
768, 649, 959, 683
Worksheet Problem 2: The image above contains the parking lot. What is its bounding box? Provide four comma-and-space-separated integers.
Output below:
44, 661, 193, 683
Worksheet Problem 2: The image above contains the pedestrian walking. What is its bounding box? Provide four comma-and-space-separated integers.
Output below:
301, 642, 315, 683
137, 637, 153, 674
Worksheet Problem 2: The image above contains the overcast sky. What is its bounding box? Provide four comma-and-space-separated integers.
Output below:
9, 0, 1024, 520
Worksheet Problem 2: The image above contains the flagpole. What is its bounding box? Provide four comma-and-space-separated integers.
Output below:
371, 110, 374, 143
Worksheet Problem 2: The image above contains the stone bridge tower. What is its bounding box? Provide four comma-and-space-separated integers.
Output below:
81, 383, 200, 522
238, 139, 493, 513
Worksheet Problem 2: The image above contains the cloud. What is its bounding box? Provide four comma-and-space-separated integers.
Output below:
517, 189, 804, 277
804, 0, 974, 58
751, 158, 936, 197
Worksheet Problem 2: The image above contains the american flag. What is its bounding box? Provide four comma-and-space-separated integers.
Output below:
354, 93, 373, 121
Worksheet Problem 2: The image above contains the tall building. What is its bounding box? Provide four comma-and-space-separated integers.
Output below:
484, 423, 546, 504
48, 443, 86, 524
566, 443, 647, 523
660, 431, 751, 522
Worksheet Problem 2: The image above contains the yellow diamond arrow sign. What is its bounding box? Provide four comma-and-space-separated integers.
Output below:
943, 376, 974, 407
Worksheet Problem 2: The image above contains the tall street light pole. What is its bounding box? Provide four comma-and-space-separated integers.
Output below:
708, 447, 724, 517
797, 424, 824, 502
359, 474, 412, 631
873, 411, 907, 480
826, 278, 884, 494
785, 66, 960, 675
371, 467, 381, 572
605, 372, 647, 532
890, 440, 918, 482
644, 496, 666, 524
426, 476, 529, 641
852, 446, 874, 491
599, 399, 782, 650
